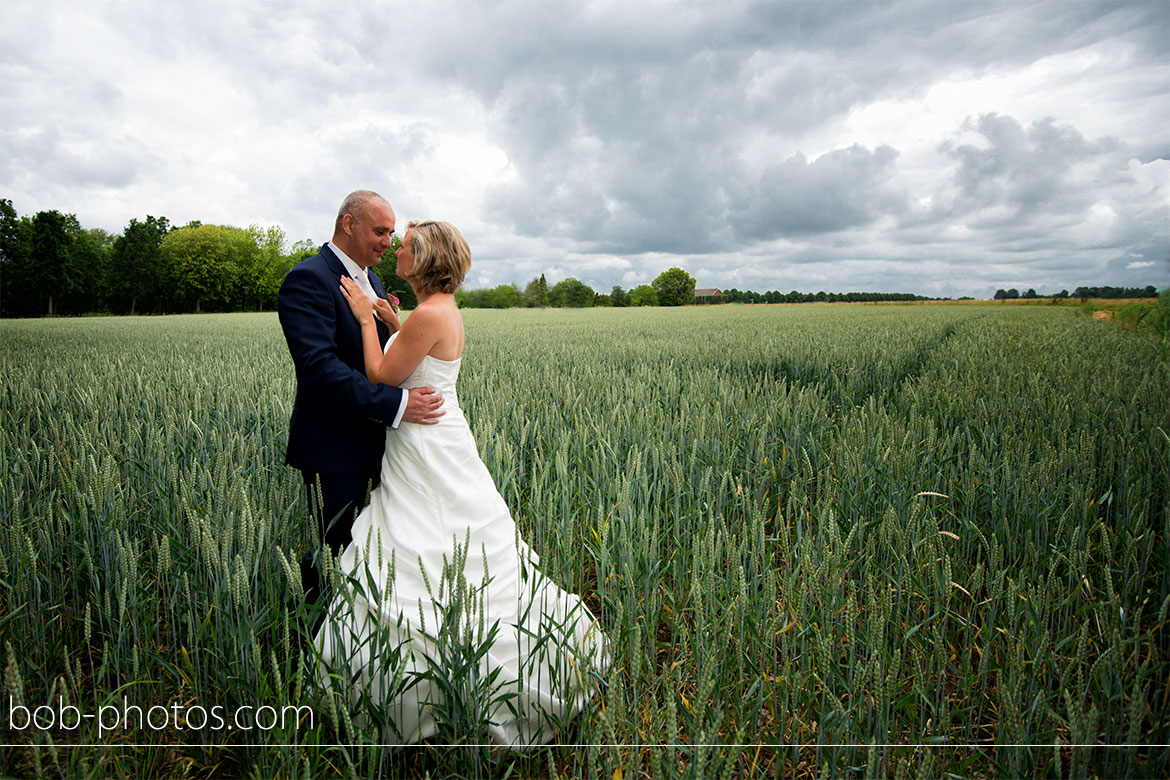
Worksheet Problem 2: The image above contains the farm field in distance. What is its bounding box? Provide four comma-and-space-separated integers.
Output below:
1, 303, 1167, 778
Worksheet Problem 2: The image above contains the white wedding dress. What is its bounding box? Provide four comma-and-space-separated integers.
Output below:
313, 334, 608, 746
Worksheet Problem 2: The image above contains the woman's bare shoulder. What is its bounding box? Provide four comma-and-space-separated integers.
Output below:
406, 297, 461, 359
410, 296, 459, 320
403, 299, 459, 337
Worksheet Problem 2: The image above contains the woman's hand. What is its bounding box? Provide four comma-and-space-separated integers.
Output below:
339, 276, 375, 326
373, 297, 402, 332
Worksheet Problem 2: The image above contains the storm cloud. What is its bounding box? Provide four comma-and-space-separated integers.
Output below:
3, 0, 1166, 297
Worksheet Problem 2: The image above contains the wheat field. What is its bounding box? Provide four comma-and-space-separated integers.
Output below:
1, 304, 1167, 778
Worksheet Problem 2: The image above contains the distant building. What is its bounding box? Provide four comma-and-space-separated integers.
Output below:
694, 288, 724, 303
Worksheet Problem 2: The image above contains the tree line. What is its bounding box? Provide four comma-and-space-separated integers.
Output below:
3, 199, 1158, 318
0, 199, 431, 318
0, 199, 311, 317
0, 202, 707, 317
994, 286, 1159, 300
455, 272, 937, 309
456, 267, 700, 308
699, 288, 933, 305
0, 201, 940, 317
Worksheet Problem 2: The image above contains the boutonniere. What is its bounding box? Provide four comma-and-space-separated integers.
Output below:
385, 293, 401, 315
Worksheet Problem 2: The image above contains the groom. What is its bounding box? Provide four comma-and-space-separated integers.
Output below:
277, 189, 444, 609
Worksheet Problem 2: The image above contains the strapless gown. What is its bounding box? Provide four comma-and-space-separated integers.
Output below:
313, 335, 608, 746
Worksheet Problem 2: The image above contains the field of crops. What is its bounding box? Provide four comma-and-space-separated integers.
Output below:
2, 303, 1167, 778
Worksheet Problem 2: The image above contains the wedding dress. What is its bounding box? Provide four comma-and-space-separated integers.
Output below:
313, 334, 607, 746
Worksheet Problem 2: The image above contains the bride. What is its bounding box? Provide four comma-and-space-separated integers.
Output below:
314, 219, 608, 746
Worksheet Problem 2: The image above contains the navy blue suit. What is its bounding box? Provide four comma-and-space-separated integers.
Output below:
278, 243, 403, 475
277, 243, 404, 603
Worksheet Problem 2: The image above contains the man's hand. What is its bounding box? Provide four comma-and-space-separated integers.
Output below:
403, 386, 445, 424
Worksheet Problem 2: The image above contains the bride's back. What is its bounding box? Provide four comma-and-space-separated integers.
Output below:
416, 294, 463, 362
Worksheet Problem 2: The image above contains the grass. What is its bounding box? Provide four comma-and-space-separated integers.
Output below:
1, 303, 1167, 778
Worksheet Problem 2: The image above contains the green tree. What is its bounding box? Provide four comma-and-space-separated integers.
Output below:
548, 277, 595, 307
81, 227, 116, 311
160, 224, 255, 313
226, 229, 262, 310
31, 210, 72, 315
491, 283, 523, 308
652, 267, 696, 306
629, 284, 657, 306
0, 199, 35, 317
456, 284, 524, 308
523, 274, 549, 307
455, 288, 482, 307
288, 239, 318, 262
108, 216, 170, 314
85, 227, 116, 248
610, 285, 629, 307
62, 221, 110, 314
371, 235, 417, 309
0, 198, 19, 252
0, 204, 99, 316
245, 224, 294, 311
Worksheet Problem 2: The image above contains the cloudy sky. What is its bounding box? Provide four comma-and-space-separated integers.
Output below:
3, 0, 1167, 298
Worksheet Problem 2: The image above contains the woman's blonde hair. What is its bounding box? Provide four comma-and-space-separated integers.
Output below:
403, 220, 471, 294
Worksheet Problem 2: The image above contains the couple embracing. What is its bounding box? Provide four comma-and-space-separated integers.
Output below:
277, 190, 607, 746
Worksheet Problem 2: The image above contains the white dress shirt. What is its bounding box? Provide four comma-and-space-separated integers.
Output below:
330, 241, 380, 303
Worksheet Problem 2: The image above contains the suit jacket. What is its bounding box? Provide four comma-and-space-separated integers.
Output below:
277, 243, 404, 475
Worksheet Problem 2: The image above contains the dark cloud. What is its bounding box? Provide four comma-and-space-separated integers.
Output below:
940, 114, 1120, 220
3, 0, 1166, 296
430, 0, 1167, 295
282, 122, 439, 239
3, 126, 144, 190
728, 145, 905, 239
